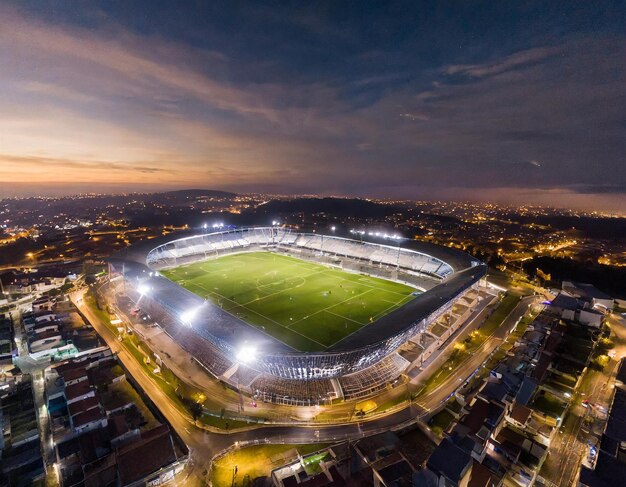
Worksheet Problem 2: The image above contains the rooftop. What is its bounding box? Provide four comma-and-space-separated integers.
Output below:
116, 425, 177, 485
72, 407, 105, 428
68, 395, 100, 417
426, 438, 471, 483
64, 380, 94, 401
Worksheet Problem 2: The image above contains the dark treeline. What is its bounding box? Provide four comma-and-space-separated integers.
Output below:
523, 256, 626, 299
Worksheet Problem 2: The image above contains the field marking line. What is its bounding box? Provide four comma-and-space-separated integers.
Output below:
219, 298, 327, 351
327, 293, 419, 350
325, 310, 365, 326
205, 257, 407, 338
199, 260, 247, 275
164, 251, 417, 350
252, 266, 324, 292
247, 275, 307, 305
234, 302, 328, 349
263, 251, 326, 271
370, 294, 415, 321
244, 268, 329, 306
192, 277, 328, 349
194, 282, 327, 349
286, 289, 373, 328
325, 287, 414, 326
325, 271, 412, 297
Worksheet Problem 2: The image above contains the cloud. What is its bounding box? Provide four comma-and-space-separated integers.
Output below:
399, 113, 429, 121
0, 6, 278, 121
567, 184, 626, 194
0, 154, 168, 173
509, 160, 543, 168
444, 46, 561, 78
0, 4, 624, 213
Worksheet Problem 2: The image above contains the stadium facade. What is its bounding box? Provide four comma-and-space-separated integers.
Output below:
108, 227, 486, 405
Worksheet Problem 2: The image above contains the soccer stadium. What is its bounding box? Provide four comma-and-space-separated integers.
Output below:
109, 227, 486, 406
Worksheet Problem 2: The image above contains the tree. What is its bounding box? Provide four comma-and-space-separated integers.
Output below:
184, 398, 203, 421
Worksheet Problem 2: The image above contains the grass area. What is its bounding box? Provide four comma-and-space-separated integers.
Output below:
162, 252, 418, 352
302, 451, 332, 476
211, 443, 329, 487
428, 409, 454, 437
479, 294, 520, 336
531, 391, 567, 418
355, 399, 378, 413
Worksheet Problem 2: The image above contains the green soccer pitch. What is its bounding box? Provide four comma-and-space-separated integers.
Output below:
161, 252, 418, 352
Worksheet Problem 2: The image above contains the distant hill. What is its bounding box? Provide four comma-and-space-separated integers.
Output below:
157, 189, 237, 199
253, 197, 402, 217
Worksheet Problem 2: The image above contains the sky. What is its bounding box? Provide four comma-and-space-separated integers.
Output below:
1, 1, 625, 212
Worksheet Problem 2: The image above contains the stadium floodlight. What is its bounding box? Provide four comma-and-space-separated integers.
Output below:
137, 283, 150, 296
203, 223, 208, 229
235, 344, 257, 364
179, 307, 200, 325
331, 226, 336, 232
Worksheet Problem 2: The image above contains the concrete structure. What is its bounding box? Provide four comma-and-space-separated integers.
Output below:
109, 227, 485, 404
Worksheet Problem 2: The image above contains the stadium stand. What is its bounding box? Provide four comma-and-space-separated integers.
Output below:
250, 376, 336, 406
147, 227, 455, 280
339, 353, 410, 400
231, 365, 262, 388
165, 325, 233, 377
